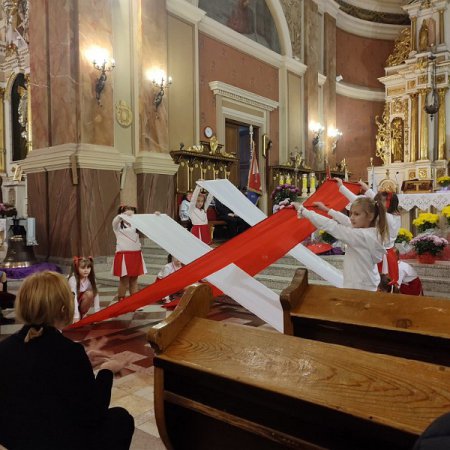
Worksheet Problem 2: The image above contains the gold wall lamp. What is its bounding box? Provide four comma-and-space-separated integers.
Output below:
328, 127, 343, 153
309, 121, 325, 151
152, 75, 172, 110
89, 47, 115, 106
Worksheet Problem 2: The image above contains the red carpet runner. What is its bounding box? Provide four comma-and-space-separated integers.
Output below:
69, 180, 360, 328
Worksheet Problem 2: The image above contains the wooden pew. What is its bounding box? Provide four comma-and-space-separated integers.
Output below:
281, 269, 450, 366
148, 284, 450, 450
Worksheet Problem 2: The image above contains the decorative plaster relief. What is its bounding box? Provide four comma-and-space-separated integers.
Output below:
280, 0, 302, 59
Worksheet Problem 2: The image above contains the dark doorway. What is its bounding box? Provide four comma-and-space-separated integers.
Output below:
225, 120, 259, 190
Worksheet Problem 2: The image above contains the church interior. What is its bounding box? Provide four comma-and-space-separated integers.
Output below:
1, 0, 450, 448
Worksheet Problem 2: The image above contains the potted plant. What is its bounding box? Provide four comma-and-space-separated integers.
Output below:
410, 234, 448, 264
395, 227, 413, 254
442, 205, 450, 226
437, 176, 450, 191
271, 184, 300, 212
412, 212, 439, 233
318, 230, 337, 245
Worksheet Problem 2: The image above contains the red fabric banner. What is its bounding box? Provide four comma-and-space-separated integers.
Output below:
68, 180, 360, 329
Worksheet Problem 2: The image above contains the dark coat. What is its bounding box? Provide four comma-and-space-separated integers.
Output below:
0, 325, 113, 450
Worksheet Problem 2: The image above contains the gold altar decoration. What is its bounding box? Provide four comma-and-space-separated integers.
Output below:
391, 117, 404, 162
0, 88, 5, 172
419, 89, 429, 160
438, 88, 447, 160
171, 140, 237, 193
386, 27, 411, 67
418, 19, 429, 52
410, 93, 418, 162
375, 104, 391, 165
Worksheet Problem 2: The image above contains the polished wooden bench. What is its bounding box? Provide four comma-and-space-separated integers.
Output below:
148, 284, 450, 450
281, 269, 450, 366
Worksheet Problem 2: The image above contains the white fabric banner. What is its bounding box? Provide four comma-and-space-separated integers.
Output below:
126, 214, 284, 333
198, 179, 344, 288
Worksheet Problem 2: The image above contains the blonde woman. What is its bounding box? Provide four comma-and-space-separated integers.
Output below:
0, 271, 134, 450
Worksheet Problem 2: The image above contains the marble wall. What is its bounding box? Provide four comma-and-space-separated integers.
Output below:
136, 173, 176, 217
303, 0, 320, 169
140, 0, 169, 153
199, 32, 279, 137
323, 13, 337, 169
28, 0, 50, 150
28, 169, 120, 259
336, 95, 384, 180
78, 0, 114, 146
336, 29, 395, 89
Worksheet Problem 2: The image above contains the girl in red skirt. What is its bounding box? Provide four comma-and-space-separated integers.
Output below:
112, 205, 147, 301
189, 184, 213, 244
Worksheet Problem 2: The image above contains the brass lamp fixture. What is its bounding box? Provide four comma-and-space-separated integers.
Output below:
328, 127, 343, 153
152, 75, 172, 110
309, 121, 325, 151
92, 54, 115, 106
424, 54, 439, 120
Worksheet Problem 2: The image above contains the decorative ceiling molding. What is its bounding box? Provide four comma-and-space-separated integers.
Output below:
341, 0, 409, 16
19, 144, 135, 173
167, 0, 206, 24
335, 0, 410, 25
209, 81, 279, 112
315, 0, 406, 39
336, 81, 386, 101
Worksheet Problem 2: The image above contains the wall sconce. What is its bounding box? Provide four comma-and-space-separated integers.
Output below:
152, 74, 172, 110
92, 53, 115, 105
328, 127, 343, 153
309, 121, 324, 151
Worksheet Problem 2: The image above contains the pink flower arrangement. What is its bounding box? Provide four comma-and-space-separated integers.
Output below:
271, 184, 300, 212
410, 234, 448, 256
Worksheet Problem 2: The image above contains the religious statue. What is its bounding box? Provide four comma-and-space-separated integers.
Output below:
418, 19, 429, 52
390, 118, 404, 162
209, 136, 219, 155
17, 85, 28, 142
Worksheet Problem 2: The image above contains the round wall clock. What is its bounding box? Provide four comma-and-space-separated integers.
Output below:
204, 126, 213, 138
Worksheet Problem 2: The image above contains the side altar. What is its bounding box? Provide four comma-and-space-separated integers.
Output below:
370, 0, 449, 198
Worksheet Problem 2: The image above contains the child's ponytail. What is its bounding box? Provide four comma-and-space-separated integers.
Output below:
373, 198, 389, 244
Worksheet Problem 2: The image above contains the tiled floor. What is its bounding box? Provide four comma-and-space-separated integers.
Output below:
0, 280, 270, 449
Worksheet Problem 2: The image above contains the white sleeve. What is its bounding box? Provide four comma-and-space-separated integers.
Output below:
328, 209, 351, 227
179, 201, 189, 220
397, 262, 406, 286
157, 264, 171, 279
204, 192, 214, 211
339, 184, 358, 203
301, 208, 372, 247
68, 276, 80, 320
189, 186, 201, 216
365, 189, 376, 200
93, 293, 100, 312
112, 215, 122, 231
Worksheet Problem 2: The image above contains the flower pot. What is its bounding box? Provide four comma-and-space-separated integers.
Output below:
418, 253, 436, 264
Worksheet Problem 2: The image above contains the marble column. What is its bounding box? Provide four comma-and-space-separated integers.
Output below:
24, 0, 125, 259
411, 17, 417, 52
323, 13, 337, 169
410, 93, 418, 162
419, 89, 429, 160
303, 0, 320, 170
0, 88, 5, 173
134, 0, 177, 216
437, 88, 447, 160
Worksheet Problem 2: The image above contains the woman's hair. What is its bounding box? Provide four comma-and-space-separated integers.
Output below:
167, 254, 173, 263
15, 271, 74, 329
351, 197, 389, 244
117, 205, 137, 215
69, 256, 98, 297
374, 191, 400, 214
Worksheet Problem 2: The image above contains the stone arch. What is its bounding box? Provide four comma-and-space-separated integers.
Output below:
266, 0, 292, 57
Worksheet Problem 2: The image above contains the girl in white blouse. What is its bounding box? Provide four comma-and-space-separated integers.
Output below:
188, 184, 213, 244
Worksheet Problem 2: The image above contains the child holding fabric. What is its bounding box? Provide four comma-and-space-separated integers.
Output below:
188, 183, 213, 244
295, 197, 387, 292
